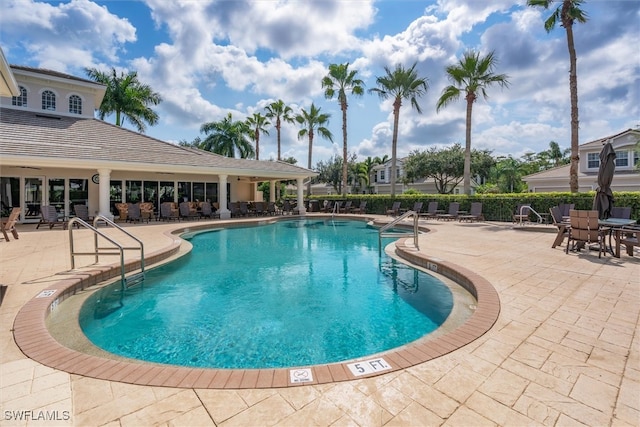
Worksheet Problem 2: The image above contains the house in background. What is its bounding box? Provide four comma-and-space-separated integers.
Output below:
522, 129, 640, 192
0, 47, 316, 221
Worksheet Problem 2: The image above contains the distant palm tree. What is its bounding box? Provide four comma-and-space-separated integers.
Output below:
528, 0, 588, 193
436, 50, 510, 195
245, 113, 270, 160
85, 67, 162, 134
369, 63, 429, 197
322, 63, 365, 196
264, 100, 295, 160
200, 113, 254, 158
295, 103, 333, 196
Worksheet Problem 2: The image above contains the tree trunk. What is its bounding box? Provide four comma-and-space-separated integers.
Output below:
390, 98, 402, 198
463, 97, 474, 195
307, 131, 314, 197
566, 22, 580, 193
276, 118, 281, 161
341, 102, 348, 196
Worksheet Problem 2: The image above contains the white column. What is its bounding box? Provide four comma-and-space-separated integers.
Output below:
269, 180, 276, 203
296, 177, 306, 215
218, 174, 230, 219
97, 168, 113, 220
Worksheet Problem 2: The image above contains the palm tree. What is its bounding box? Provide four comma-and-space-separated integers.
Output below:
199, 113, 255, 158
245, 113, 270, 160
322, 63, 365, 196
85, 67, 162, 134
369, 63, 429, 197
295, 103, 333, 196
436, 50, 510, 195
527, 0, 588, 193
264, 100, 294, 161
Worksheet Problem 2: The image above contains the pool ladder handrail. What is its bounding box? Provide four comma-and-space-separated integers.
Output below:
68, 215, 145, 290
378, 210, 420, 251
331, 201, 339, 217
517, 205, 544, 225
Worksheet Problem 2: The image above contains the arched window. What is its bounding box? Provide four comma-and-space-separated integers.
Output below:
68, 95, 82, 115
41, 90, 56, 111
11, 86, 27, 107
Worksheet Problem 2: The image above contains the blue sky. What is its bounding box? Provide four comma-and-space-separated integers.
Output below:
1, 0, 638, 168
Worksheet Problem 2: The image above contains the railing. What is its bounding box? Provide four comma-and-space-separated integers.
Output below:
378, 210, 420, 251
68, 215, 145, 290
331, 202, 340, 217
516, 205, 544, 225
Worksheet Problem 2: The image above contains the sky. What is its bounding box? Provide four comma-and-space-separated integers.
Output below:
1, 0, 639, 168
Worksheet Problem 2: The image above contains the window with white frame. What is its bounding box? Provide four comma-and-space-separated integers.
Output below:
587, 152, 599, 169
41, 90, 56, 111
615, 151, 628, 167
11, 86, 27, 107
380, 170, 385, 181
68, 95, 82, 115
634, 150, 639, 167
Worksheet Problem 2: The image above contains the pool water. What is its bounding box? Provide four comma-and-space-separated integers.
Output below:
79, 219, 453, 369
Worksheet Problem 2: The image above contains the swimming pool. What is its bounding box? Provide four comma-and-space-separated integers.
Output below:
79, 219, 454, 369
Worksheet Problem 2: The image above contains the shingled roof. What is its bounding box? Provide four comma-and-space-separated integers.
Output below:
0, 107, 315, 179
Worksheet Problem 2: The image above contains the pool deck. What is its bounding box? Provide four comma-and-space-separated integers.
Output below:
1, 215, 639, 426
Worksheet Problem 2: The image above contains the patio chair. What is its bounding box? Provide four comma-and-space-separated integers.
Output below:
253, 202, 265, 216
565, 209, 607, 258
36, 205, 68, 230
459, 202, 484, 222
266, 202, 279, 216
1, 207, 21, 241
610, 206, 631, 219
420, 201, 440, 220
550, 206, 570, 248
160, 202, 179, 221
558, 203, 575, 218
115, 203, 129, 221
239, 202, 250, 217
73, 204, 93, 222
229, 202, 241, 217
352, 201, 367, 214
386, 201, 401, 216
617, 225, 640, 257
139, 202, 155, 221
179, 201, 199, 220
127, 203, 148, 223
437, 202, 460, 221
282, 200, 295, 215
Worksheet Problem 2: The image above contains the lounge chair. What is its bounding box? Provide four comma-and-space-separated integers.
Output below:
179, 201, 199, 220
36, 205, 68, 230
512, 204, 531, 224
160, 202, 179, 221
386, 201, 401, 216
420, 201, 440, 220
253, 202, 265, 216
266, 202, 279, 215
437, 202, 460, 221
73, 204, 93, 222
565, 209, 607, 258
550, 206, 570, 248
339, 200, 353, 213
282, 200, 295, 215
352, 201, 367, 214
239, 202, 250, 217
114, 203, 128, 221
558, 203, 575, 219
127, 203, 148, 223
459, 202, 484, 222
1, 207, 21, 241
200, 201, 219, 219
402, 202, 423, 215
229, 202, 241, 217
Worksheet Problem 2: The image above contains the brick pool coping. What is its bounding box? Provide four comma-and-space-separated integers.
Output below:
13, 216, 500, 389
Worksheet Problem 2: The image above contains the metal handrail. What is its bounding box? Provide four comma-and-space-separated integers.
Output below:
68, 215, 145, 290
517, 205, 544, 225
379, 210, 420, 250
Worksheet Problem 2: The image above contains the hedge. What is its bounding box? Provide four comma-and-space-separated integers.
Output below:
297, 192, 640, 222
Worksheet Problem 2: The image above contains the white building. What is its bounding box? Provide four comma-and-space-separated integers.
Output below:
522, 129, 640, 192
0, 48, 316, 221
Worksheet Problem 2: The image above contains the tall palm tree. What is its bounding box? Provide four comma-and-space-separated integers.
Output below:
200, 113, 255, 158
436, 50, 510, 195
85, 67, 162, 134
245, 113, 270, 160
264, 100, 294, 160
322, 63, 365, 196
528, 0, 588, 193
369, 63, 429, 197
295, 103, 333, 196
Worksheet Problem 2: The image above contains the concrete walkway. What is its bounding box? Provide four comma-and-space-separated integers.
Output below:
1, 216, 638, 426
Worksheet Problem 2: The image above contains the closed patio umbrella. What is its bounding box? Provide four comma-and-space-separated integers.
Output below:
592, 140, 616, 219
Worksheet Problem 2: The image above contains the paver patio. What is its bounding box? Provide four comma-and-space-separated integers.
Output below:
1, 215, 638, 426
